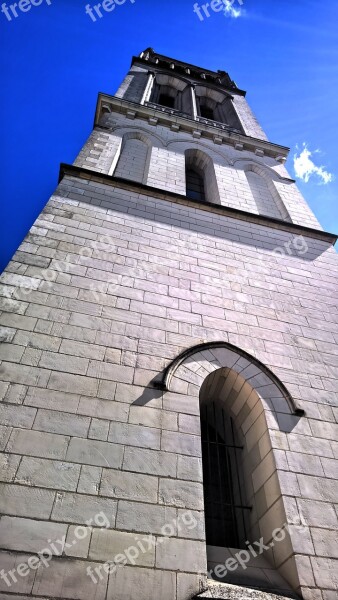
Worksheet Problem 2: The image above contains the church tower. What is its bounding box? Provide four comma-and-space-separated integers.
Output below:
0, 49, 337, 600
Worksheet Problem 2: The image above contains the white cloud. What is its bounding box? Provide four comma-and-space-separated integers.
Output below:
293, 144, 334, 185
223, 0, 243, 18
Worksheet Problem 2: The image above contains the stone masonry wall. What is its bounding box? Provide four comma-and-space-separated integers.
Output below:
0, 173, 337, 600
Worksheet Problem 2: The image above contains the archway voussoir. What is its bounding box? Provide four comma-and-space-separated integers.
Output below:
175, 365, 205, 387
240, 363, 262, 380
199, 348, 223, 367
247, 372, 274, 388
184, 356, 206, 373
235, 357, 253, 372
208, 347, 239, 368
171, 378, 189, 395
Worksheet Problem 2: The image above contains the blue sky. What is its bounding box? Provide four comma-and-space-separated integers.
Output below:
1, 0, 337, 272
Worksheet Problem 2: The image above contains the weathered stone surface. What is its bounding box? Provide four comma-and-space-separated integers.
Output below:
100, 468, 158, 503
0, 483, 55, 519
116, 500, 176, 535
156, 537, 207, 572
123, 446, 177, 477
51, 491, 117, 527
64, 525, 91, 558
159, 478, 204, 510
15, 457, 81, 491
107, 565, 176, 600
0, 452, 21, 482
7, 428, 69, 460
0, 552, 37, 594
66, 438, 124, 469
108, 421, 161, 449
89, 529, 155, 566
32, 558, 108, 600
195, 580, 297, 599
0, 516, 67, 553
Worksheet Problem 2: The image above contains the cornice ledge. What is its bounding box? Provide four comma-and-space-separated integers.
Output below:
58, 163, 338, 246
131, 55, 247, 96
94, 93, 290, 161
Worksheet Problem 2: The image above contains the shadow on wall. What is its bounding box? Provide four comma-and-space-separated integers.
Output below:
57, 175, 332, 262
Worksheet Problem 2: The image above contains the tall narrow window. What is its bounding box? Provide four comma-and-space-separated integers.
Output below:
114, 136, 149, 183
186, 168, 206, 202
200, 402, 250, 548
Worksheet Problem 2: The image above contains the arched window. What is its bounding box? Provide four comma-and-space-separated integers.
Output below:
201, 401, 250, 549
185, 149, 220, 205
114, 135, 150, 184
186, 167, 206, 202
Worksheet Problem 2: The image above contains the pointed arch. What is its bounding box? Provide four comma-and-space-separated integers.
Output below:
161, 341, 305, 594
162, 341, 302, 414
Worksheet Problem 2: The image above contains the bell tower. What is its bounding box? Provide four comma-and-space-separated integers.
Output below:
0, 48, 337, 600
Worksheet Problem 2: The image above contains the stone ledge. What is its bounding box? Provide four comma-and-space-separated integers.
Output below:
94, 94, 289, 161
195, 581, 297, 600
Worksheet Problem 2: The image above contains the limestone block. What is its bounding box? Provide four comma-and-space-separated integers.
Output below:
51, 492, 117, 527
0, 483, 55, 519
0, 453, 21, 482
0, 552, 37, 594
66, 438, 124, 469
116, 500, 176, 535
77, 465, 102, 495
156, 537, 207, 573
159, 479, 204, 510
0, 516, 67, 553
15, 457, 81, 492
7, 429, 69, 460
123, 446, 177, 477
100, 468, 158, 503
107, 565, 176, 600
89, 529, 155, 566
64, 525, 91, 558
33, 558, 107, 600
33, 409, 90, 438
108, 421, 161, 450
